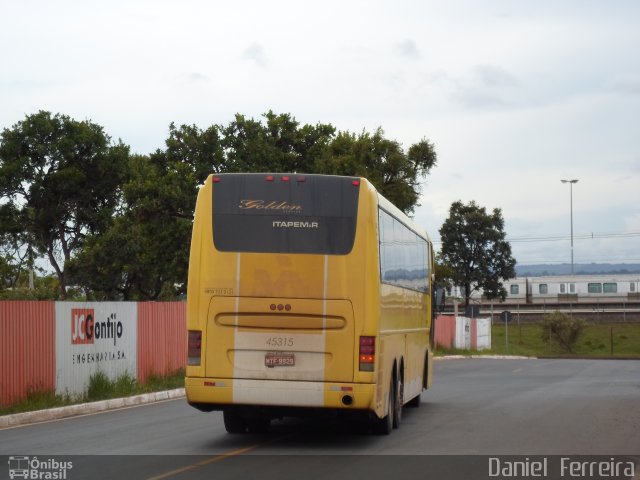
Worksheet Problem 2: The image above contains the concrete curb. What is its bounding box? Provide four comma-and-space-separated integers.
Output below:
0, 388, 185, 429
435, 355, 537, 360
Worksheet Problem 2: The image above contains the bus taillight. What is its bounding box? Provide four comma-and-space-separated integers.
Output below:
188, 330, 202, 366
359, 336, 375, 371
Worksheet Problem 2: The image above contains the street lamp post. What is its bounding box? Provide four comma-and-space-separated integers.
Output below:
561, 179, 579, 274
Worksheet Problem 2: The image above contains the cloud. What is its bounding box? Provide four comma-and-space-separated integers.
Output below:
450, 64, 520, 109
454, 90, 510, 109
473, 64, 519, 88
242, 43, 268, 67
187, 72, 208, 82
609, 74, 640, 95
396, 39, 420, 60
624, 213, 640, 232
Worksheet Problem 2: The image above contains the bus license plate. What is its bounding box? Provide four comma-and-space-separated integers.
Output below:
265, 352, 295, 367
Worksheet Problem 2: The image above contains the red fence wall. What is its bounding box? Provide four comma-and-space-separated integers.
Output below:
434, 315, 491, 350
470, 318, 478, 350
0, 301, 56, 407
137, 302, 187, 383
434, 315, 456, 350
1, 301, 187, 408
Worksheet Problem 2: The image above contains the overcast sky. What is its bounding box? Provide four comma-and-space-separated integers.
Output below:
2, 0, 639, 267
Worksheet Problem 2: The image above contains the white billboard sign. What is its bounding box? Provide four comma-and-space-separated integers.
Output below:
55, 302, 138, 396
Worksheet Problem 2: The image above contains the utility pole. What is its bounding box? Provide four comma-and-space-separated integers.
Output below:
561, 179, 579, 274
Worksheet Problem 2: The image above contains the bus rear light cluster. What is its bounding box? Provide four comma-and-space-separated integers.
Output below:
359, 336, 375, 372
188, 330, 202, 366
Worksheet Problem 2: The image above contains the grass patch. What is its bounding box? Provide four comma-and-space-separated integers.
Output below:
138, 371, 186, 393
436, 322, 640, 358
86, 371, 137, 401
0, 390, 77, 416
0, 369, 185, 416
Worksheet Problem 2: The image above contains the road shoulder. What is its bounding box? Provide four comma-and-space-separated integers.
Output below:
0, 388, 185, 429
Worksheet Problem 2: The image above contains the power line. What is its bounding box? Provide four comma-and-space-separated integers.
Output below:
431, 231, 640, 245
513, 258, 640, 265
509, 232, 640, 243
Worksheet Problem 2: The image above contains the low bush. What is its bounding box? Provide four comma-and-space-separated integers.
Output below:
541, 311, 585, 353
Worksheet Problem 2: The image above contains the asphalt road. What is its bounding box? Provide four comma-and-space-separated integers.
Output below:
1, 359, 639, 479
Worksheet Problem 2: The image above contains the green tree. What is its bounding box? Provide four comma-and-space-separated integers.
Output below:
434, 255, 455, 291
0, 203, 28, 291
222, 111, 335, 174
0, 111, 129, 298
123, 124, 225, 299
69, 153, 192, 300
439, 200, 516, 306
9, 110, 437, 299
222, 112, 437, 214
0, 271, 62, 300
67, 212, 136, 300
431, 256, 455, 313
70, 122, 226, 300
317, 128, 437, 214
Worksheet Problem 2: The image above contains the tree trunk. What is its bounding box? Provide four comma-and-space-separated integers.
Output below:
46, 248, 67, 300
464, 282, 471, 307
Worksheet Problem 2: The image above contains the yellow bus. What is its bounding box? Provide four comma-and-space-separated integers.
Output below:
185, 173, 434, 434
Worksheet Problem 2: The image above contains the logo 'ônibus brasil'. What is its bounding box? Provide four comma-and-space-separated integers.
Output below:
71, 309, 123, 346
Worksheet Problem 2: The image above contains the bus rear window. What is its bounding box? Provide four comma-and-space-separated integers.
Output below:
212, 174, 360, 254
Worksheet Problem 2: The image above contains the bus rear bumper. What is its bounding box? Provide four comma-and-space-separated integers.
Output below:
185, 377, 376, 412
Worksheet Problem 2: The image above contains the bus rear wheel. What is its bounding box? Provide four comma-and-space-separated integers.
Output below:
407, 356, 427, 408
223, 410, 247, 434
393, 374, 403, 428
373, 377, 395, 435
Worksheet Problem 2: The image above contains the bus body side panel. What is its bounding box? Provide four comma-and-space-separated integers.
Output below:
377, 196, 433, 409
379, 286, 429, 406
186, 184, 208, 382
346, 181, 384, 415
